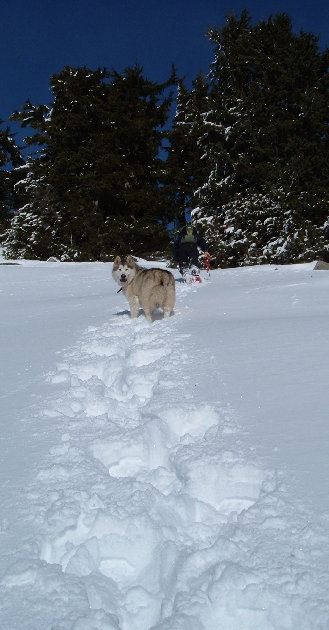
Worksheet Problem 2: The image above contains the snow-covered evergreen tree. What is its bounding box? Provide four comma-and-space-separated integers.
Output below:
4, 65, 177, 260
165, 74, 210, 226
0, 121, 23, 235
187, 11, 329, 265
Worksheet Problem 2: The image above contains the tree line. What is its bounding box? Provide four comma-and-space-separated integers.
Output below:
1, 10, 329, 266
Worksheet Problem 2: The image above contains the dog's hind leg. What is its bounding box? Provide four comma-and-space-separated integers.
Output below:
163, 307, 172, 318
163, 287, 175, 319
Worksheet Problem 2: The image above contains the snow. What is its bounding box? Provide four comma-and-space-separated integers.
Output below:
1, 250, 329, 629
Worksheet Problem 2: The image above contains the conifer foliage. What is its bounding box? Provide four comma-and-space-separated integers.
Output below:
0, 121, 23, 233
2, 10, 329, 265
3, 65, 177, 260
165, 74, 210, 224
186, 11, 329, 266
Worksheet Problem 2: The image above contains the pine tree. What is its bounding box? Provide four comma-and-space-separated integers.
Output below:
4, 65, 177, 260
3, 100, 62, 259
92, 65, 177, 257
165, 74, 210, 226
0, 121, 23, 235
189, 11, 329, 266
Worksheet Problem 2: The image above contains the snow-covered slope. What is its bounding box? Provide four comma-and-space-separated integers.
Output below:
1, 257, 329, 629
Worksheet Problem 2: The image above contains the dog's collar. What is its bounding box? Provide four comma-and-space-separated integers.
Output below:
117, 287, 123, 293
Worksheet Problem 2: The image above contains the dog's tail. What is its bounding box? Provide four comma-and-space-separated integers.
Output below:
156, 269, 175, 288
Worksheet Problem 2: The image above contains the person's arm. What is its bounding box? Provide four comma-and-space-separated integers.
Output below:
197, 235, 208, 252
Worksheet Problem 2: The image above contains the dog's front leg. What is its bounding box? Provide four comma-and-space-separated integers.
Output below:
129, 295, 140, 318
143, 309, 153, 323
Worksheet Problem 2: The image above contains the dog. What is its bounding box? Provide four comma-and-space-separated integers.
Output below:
112, 255, 175, 322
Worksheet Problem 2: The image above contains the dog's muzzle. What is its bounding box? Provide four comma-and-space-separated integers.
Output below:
120, 274, 128, 285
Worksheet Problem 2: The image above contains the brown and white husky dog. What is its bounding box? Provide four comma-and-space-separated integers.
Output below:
112, 255, 175, 322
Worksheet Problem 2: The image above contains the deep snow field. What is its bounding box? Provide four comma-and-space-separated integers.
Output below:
1, 251, 329, 630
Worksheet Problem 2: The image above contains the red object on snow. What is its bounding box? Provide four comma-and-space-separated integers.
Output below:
204, 252, 210, 274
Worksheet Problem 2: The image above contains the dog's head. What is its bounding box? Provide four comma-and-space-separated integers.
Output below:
112, 255, 136, 287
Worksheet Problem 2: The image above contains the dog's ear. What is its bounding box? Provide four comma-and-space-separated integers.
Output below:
126, 255, 135, 267
113, 255, 121, 267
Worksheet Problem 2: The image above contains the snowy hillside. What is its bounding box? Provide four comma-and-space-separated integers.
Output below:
1, 255, 329, 629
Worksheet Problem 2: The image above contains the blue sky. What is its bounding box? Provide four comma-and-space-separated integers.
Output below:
1, 0, 329, 133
